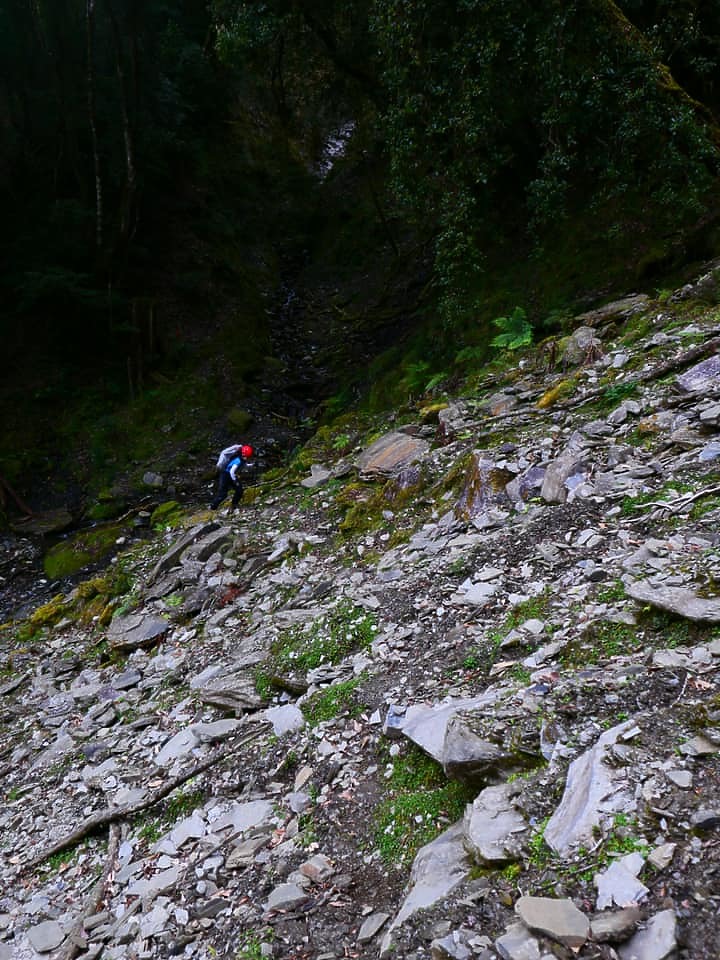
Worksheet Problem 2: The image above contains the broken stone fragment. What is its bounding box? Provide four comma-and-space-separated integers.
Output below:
26, 920, 66, 954
357, 912, 390, 944
544, 719, 637, 857
494, 920, 541, 960
627, 580, 720, 623
515, 896, 590, 951
590, 906, 642, 943
676, 355, 720, 394
107, 612, 171, 652
454, 455, 515, 526
594, 852, 649, 910
617, 908, 677, 960
356, 430, 429, 478
381, 823, 470, 956
463, 783, 528, 864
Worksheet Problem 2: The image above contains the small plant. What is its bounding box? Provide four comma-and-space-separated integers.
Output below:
490, 306, 533, 352
302, 677, 364, 727
373, 745, 474, 866
166, 787, 204, 820
600, 381, 638, 408
235, 930, 273, 960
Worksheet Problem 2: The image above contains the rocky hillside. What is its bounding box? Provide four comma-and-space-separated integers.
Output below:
3, 264, 720, 960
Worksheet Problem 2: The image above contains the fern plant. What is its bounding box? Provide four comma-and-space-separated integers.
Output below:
490, 306, 533, 351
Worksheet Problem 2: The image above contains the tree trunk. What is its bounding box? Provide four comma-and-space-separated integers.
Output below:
86, 0, 103, 256
105, 0, 137, 259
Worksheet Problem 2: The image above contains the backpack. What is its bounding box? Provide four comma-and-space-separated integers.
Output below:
216, 445, 242, 472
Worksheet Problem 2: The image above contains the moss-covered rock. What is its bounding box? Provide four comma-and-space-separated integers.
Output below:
537, 378, 577, 409
43, 523, 124, 580
28, 594, 68, 631
150, 501, 184, 530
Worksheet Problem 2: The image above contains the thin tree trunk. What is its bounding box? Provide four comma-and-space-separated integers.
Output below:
86, 0, 103, 256
105, 0, 137, 255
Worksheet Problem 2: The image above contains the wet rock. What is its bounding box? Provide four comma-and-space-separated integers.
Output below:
454, 455, 514, 528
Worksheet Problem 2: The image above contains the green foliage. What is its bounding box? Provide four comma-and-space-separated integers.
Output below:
267, 601, 377, 677
373, 745, 474, 866
234, 931, 274, 960
371, 0, 720, 325
490, 307, 533, 352
302, 677, 364, 727
601, 381, 639, 408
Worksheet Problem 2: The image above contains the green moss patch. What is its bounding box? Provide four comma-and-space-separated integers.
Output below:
44, 523, 124, 580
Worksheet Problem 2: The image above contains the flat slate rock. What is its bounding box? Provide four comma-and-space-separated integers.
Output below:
356, 431, 429, 478
515, 896, 590, 950
107, 612, 171, 651
627, 580, 720, 623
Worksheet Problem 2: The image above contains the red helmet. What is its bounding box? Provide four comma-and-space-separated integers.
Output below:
241, 444, 254, 459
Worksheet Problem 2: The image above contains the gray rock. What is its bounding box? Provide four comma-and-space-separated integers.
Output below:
464, 783, 528, 864
544, 720, 636, 857
430, 930, 472, 959
264, 882, 308, 912
300, 464, 332, 488
381, 823, 470, 954
590, 906, 642, 943
357, 912, 390, 944
676, 355, 720, 393
226, 833, 272, 868
515, 896, 590, 951
563, 326, 603, 366
442, 712, 505, 785
494, 921, 541, 960
107, 612, 171, 652
595, 852, 649, 910
126, 865, 184, 899
618, 909, 678, 960
627, 580, 720, 623
154, 727, 200, 767
356, 431, 429, 478
647, 844, 676, 871
400, 694, 498, 762
26, 919, 66, 953
148, 520, 221, 582
209, 799, 275, 834
540, 433, 589, 504
265, 704, 306, 735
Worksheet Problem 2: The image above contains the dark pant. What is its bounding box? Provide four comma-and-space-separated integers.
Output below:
211, 471, 243, 509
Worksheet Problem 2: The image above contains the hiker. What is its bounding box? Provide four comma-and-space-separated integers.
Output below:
211, 443, 254, 510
